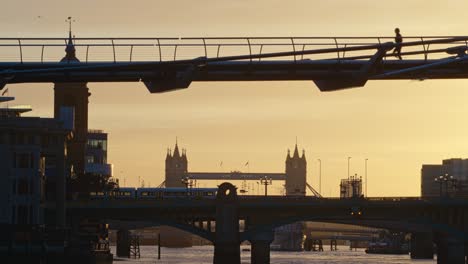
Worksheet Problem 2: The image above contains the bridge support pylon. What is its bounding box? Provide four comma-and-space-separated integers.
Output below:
435, 234, 465, 264
410, 232, 434, 259
250, 229, 274, 264
116, 229, 131, 258
213, 183, 240, 264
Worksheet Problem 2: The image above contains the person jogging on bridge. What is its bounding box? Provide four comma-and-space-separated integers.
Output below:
393, 27, 403, 60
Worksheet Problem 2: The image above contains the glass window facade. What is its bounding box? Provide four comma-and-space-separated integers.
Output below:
87, 139, 107, 151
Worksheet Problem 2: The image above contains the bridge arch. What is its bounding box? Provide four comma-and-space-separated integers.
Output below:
108, 219, 213, 242
242, 215, 468, 242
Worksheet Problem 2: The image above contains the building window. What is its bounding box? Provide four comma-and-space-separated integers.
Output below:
12, 179, 16, 195
17, 205, 28, 224
14, 153, 33, 168
27, 135, 35, 145
17, 179, 29, 195
0, 132, 5, 144
29, 205, 34, 224
86, 155, 94, 164
44, 155, 57, 169
41, 135, 49, 148
50, 135, 58, 146
87, 139, 107, 151
16, 133, 24, 145
11, 206, 15, 224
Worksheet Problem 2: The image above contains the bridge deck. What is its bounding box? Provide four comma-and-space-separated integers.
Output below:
0, 36, 465, 63
2, 36, 468, 92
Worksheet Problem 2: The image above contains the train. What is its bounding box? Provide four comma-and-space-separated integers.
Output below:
90, 187, 218, 199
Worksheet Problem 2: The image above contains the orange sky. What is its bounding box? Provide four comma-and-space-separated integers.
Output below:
2, 0, 468, 196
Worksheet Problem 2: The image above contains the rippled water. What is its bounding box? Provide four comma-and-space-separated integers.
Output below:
111, 245, 436, 264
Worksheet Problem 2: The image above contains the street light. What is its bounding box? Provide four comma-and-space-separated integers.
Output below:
347, 157, 352, 180
317, 159, 322, 195
259, 176, 273, 196
181, 176, 195, 196
365, 158, 368, 197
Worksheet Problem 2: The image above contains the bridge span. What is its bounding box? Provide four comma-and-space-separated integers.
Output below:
65, 183, 468, 264
2, 36, 468, 93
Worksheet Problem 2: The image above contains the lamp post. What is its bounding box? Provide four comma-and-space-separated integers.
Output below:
365, 158, 368, 197
260, 176, 273, 196
181, 176, 195, 196
347, 157, 352, 180
317, 159, 322, 194
434, 175, 443, 197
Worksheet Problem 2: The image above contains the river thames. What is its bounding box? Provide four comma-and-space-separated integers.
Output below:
111, 245, 436, 264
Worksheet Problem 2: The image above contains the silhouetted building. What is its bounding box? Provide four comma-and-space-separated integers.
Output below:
276, 145, 307, 251
86, 129, 113, 177
340, 174, 363, 198
162, 141, 191, 247
421, 159, 468, 197
165, 141, 188, 187
285, 145, 307, 196
0, 97, 72, 225
54, 32, 90, 176
421, 165, 444, 197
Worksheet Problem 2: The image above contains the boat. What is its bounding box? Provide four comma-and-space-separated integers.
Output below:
365, 241, 409, 255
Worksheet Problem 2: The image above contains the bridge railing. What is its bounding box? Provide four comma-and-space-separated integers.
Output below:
0, 36, 467, 64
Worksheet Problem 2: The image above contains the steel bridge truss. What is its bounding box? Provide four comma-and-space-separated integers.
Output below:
1, 36, 468, 92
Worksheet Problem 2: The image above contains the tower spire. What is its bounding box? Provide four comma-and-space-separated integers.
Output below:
293, 143, 299, 158
67, 16, 73, 34
62, 17, 78, 62
173, 138, 180, 157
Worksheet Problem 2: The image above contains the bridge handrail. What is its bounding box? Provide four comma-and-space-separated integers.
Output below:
1, 36, 467, 64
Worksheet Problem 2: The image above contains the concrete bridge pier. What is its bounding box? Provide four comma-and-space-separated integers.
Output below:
213, 183, 240, 264
116, 229, 131, 258
410, 232, 434, 259
249, 229, 274, 264
435, 235, 465, 264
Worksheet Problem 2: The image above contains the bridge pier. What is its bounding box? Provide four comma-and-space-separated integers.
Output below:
116, 229, 131, 258
410, 232, 434, 259
436, 235, 465, 264
249, 229, 274, 264
213, 183, 240, 264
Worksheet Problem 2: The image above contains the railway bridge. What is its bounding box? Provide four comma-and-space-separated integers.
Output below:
66, 183, 468, 264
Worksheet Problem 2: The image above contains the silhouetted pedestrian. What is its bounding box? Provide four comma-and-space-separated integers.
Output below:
393, 28, 403, 60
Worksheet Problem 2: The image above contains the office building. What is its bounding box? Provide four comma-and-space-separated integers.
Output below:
421, 159, 468, 197
0, 97, 72, 225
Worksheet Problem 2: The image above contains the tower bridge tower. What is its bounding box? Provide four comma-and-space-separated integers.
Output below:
165, 141, 188, 187
285, 144, 307, 196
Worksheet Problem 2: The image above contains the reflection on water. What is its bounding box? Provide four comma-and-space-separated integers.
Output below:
111, 245, 436, 264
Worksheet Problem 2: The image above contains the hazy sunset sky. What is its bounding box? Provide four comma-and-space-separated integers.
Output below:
2, 0, 468, 196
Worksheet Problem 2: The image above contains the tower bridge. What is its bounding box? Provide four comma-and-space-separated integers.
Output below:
164, 141, 316, 197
